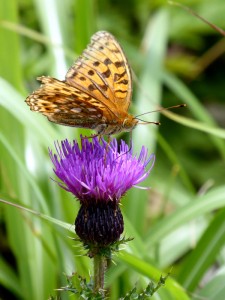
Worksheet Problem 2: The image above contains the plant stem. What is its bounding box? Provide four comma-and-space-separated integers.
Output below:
93, 254, 106, 293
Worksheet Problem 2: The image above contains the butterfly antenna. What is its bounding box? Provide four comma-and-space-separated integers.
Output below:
134, 104, 186, 119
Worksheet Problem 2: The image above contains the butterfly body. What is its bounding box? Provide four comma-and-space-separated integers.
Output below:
95, 113, 138, 135
26, 31, 138, 136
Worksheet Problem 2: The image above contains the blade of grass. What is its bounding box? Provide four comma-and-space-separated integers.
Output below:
0, 78, 60, 145
162, 110, 225, 140
0, 257, 22, 298
0, 131, 49, 213
178, 207, 225, 292
33, 0, 68, 77
128, 9, 170, 234
146, 185, 225, 247
163, 71, 225, 160
0, 0, 23, 91
0, 20, 75, 60
0, 198, 73, 232
157, 132, 195, 193
118, 251, 190, 300
74, 0, 96, 53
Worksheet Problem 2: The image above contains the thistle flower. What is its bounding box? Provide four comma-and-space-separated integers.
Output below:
49, 137, 154, 249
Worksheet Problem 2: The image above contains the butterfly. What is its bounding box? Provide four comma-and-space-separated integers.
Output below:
25, 31, 144, 136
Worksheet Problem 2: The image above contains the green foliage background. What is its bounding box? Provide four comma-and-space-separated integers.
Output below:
1, 0, 225, 299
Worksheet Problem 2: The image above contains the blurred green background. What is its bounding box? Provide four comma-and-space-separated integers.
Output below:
1, 0, 225, 299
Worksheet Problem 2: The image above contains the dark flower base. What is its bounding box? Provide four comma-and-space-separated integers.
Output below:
75, 201, 124, 247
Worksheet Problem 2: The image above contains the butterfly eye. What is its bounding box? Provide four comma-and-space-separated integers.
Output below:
122, 118, 129, 128
123, 117, 137, 131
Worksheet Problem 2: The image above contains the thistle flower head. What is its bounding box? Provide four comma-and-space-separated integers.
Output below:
49, 137, 154, 204
49, 137, 154, 248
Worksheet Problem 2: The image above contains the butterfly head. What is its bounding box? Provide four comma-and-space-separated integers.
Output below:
122, 115, 138, 132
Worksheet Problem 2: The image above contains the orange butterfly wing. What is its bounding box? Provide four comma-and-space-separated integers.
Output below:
26, 31, 133, 132
66, 31, 132, 116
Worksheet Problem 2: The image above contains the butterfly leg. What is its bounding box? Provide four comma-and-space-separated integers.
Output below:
98, 134, 103, 142
81, 133, 100, 140
105, 135, 111, 150
102, 135, 111, 165
128, 131, 133, 153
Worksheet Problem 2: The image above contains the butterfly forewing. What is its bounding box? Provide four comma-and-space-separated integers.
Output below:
66, 31, 132, 115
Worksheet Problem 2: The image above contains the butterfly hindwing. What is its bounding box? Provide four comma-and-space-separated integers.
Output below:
26, 76, 107, 128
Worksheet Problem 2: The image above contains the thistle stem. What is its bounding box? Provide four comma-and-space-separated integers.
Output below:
93, 254, 106, 293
